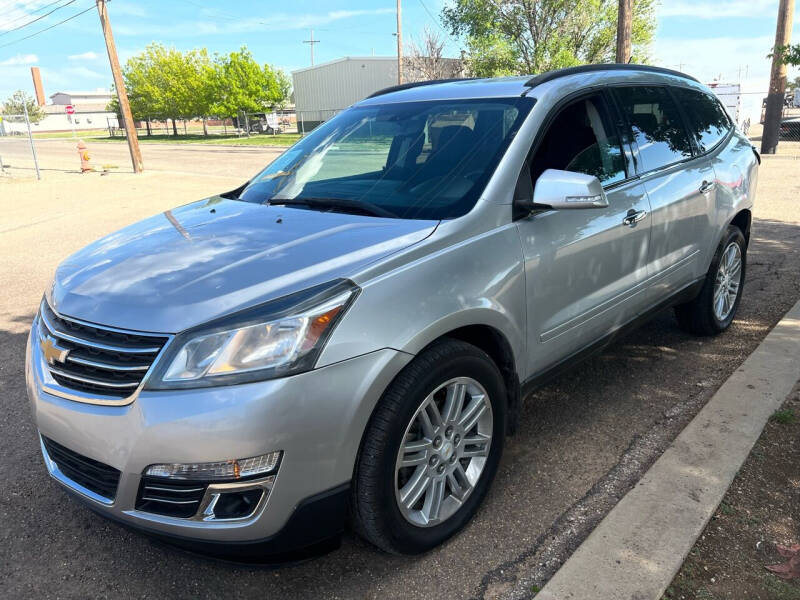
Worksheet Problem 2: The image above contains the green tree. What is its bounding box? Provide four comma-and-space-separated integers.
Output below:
121, 45, 167, 134
211, 47, 291, 120
183, 48, 216, 135
122, 43, 211, 136
120, 44, 291, 135
442, 0, 657, 77
269, 65, 292, 110
772, 44, 800, 67
1, 90, 46, 123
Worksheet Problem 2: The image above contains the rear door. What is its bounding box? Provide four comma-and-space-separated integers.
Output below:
515, 92, 652, 377
672, 86, 744, 267
612, 85, 714, 301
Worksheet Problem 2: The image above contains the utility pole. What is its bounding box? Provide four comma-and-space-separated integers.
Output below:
303, 29, 320, 66
615, 0, 632, 63
96, 0, 142, 173
396, 0, 403, 84
762, 0, 794, 154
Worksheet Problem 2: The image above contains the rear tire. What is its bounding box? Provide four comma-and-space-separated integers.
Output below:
674, 225, 746, 336
351, 338, 506, 554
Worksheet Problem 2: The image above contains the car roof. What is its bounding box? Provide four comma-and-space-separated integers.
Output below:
357, 64, 702, 106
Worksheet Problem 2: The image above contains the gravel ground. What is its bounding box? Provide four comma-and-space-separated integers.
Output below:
0, 154, 798, 599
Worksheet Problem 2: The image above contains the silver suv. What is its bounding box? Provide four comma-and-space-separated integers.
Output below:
26, 65, 758, 559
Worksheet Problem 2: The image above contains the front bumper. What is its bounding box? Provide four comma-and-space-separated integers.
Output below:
26, 322, 412, 550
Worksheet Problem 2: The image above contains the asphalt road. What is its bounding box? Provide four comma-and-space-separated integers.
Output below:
1, 155, 799, 599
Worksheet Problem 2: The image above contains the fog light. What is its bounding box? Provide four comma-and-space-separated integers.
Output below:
212, 489, 264, 519
144, 451, 282, 481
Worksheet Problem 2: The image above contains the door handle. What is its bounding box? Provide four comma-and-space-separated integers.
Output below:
699, 180, 715, 194
622, 209, 647, 227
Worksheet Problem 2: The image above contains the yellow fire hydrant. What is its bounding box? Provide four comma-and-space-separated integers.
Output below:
77, 140, 92, 173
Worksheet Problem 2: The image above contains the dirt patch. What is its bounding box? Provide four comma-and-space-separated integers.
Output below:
663, 383, 800, 600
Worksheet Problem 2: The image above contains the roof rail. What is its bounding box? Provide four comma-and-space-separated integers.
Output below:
524, 63, 699, 88
367, 77, 478, 99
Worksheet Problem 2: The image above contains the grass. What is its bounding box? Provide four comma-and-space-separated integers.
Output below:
770, 408, 796, 424
763, 574, 800, 599
32, 132, 300, 147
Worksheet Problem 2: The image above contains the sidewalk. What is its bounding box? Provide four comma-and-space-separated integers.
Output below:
534, 298, 800, 600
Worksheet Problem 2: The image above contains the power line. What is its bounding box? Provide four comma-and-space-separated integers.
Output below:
0, 3, 93, 50
0, 0, 68, 30
417, 0, 459, 45
417, 0, 444, 33
0, 0, 77, 37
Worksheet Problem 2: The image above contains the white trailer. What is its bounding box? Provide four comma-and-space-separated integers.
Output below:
705, 81, 764, 135
706, 83, 741, 123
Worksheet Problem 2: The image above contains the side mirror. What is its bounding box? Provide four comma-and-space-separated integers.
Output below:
517, 169, 608, 212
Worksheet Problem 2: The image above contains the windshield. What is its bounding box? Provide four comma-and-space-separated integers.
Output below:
238, 97, 534, 220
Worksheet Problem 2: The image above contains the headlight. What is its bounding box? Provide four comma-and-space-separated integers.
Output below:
148, 279, 358, 388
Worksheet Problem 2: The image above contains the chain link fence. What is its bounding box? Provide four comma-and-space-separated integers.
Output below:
296, 109, 342, 135
107, 110, 302, 140
0, 111, 41, 180
744, 93, 800, 157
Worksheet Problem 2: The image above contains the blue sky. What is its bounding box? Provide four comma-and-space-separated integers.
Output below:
0, 0, 798, 101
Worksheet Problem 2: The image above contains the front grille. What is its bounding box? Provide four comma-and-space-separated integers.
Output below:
136, 477, 207, 518
42, 436, 121, 501
38, 301, 168, 399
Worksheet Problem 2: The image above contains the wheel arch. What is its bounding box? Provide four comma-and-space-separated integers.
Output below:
388, 313, 523, 436
433, 324, 521, 435
730, 208, 752, 245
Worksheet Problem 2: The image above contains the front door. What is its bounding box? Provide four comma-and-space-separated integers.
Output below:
515, 93, 652, 378
612, 85, 714, 301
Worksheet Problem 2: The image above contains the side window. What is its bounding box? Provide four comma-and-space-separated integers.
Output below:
529, 94, 626, 186
614, 86, 693, 172
672, 87, 731, 152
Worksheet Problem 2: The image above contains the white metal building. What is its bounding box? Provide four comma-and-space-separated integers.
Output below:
50, 89, 114, 106
292, 56, 465, 131
292, 57, 399, 129
0, 89, 118, 134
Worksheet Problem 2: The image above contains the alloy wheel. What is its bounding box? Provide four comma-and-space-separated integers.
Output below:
394, 377, 493, 527
713, 241, 742, 321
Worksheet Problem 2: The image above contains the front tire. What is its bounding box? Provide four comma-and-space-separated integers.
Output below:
675, 225, 746, 336
351, 338, 506, 554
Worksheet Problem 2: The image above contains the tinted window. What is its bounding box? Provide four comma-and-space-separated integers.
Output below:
239, 98, 533, 220
530, 94, 626, 186
614, 86, 693, 172
672, 88, 731, 152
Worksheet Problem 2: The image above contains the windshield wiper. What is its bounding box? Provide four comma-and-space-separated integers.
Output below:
268, 197, 398, 218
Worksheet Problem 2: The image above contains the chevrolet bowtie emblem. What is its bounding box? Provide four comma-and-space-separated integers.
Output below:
40, 334, 69, 365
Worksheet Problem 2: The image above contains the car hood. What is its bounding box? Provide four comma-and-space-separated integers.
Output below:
49, 197, 438, 333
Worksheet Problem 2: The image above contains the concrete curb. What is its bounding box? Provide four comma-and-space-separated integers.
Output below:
534, 298, 800, 600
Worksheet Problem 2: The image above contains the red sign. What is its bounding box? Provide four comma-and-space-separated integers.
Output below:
65, 105, 75, 115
